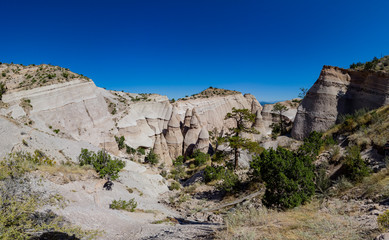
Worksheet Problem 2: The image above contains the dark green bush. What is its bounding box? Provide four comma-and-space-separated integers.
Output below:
115, 136, 125, 150
192, 150, 209, 167
0, 81, 6, 100
298, 131, 335, 158
78, 149, 125, 180
251, 147, 315, 209
145, 150, 159, 165
203, 165, 238, 192
343, 145, 370, 183
125, 145, 136, 154
204, 165, 224, 182
137, 147, 145, 155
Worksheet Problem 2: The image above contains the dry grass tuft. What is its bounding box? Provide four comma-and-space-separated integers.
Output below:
216, 200, 369, 240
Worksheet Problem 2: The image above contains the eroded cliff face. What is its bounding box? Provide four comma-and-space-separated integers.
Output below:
292, 66, 389, 140
0, 69, 264, 165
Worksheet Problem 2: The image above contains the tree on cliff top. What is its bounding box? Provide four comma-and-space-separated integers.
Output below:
222, 108, 260, 169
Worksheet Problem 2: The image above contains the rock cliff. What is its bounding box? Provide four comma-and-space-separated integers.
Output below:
0, 65, 264, 165
292, 65, 389, 140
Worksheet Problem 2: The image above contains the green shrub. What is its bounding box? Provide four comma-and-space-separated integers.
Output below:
192, 150, 209, 167
126, 145, 136, 154
145, 150, 159, 165
251, 147, 315, 209
62, 72, 69, 78
173, 156, 184, 166
169, 181, 181, 190
53, 129, 60, 134
378, 210, 389, 231
204, 165, 224, 182
78, 149, 125, 180
297, 131, 335, 159
203, 165, 238, 192
110, 198, 137, 212
343, 145, 370, 183
137, 147, 145, 155
115, 136, 125, 150
0, 81, 6, 100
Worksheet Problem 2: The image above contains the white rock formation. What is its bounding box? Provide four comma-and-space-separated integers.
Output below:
194, 127, 210, 154
165, 107, 184, 160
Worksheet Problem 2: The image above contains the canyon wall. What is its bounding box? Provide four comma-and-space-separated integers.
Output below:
0, 68, 264, 165
292, 66, 389, 140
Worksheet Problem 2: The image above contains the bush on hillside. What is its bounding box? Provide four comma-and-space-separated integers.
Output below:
0, 81, 6, 100
145, 150, 159, 165
250, 147, 315, 209
115, 136, 125, 150
298, 131, 335, 158
192, 150, 210, 167
78, 149, 125, 180
203, 165, 239, 192
343, 145, 370, 183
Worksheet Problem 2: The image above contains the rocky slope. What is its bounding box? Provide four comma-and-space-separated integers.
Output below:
292, 65, 389, 140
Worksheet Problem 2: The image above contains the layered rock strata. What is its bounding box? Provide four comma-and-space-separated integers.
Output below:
292, 66, 389, 140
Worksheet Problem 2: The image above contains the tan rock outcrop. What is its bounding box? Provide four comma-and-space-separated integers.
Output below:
292, 66, 389, 140
194, 127, 210, 154
261, 100, 299, 135
165, 107, 184, 160
183, 109, 202, 156
176, 92, 264, 134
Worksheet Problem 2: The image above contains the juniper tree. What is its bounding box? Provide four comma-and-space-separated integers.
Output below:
223, 108, 260, 169
272, 103, 288, 134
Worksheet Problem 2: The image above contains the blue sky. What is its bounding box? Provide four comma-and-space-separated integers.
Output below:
1, 0, 389, 101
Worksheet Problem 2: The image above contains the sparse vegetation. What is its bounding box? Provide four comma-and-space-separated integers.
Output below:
110, 198, 137, 212
350, 55, 389, 72
217, 200, 369, 240
378, 210, 389, 231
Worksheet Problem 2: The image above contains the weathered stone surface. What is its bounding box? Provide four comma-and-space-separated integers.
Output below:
194, 127, 210, 154
183, 109, 202, 156
292, 66, 389, 140
175, 93, 263, 134
165, 107, 184, 160
261, 100, 299, 135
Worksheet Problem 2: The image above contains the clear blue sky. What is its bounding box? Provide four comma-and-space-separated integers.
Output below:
1, 0, 388, 101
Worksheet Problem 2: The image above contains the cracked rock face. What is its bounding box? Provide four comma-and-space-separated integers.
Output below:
292, 66, 389, 140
